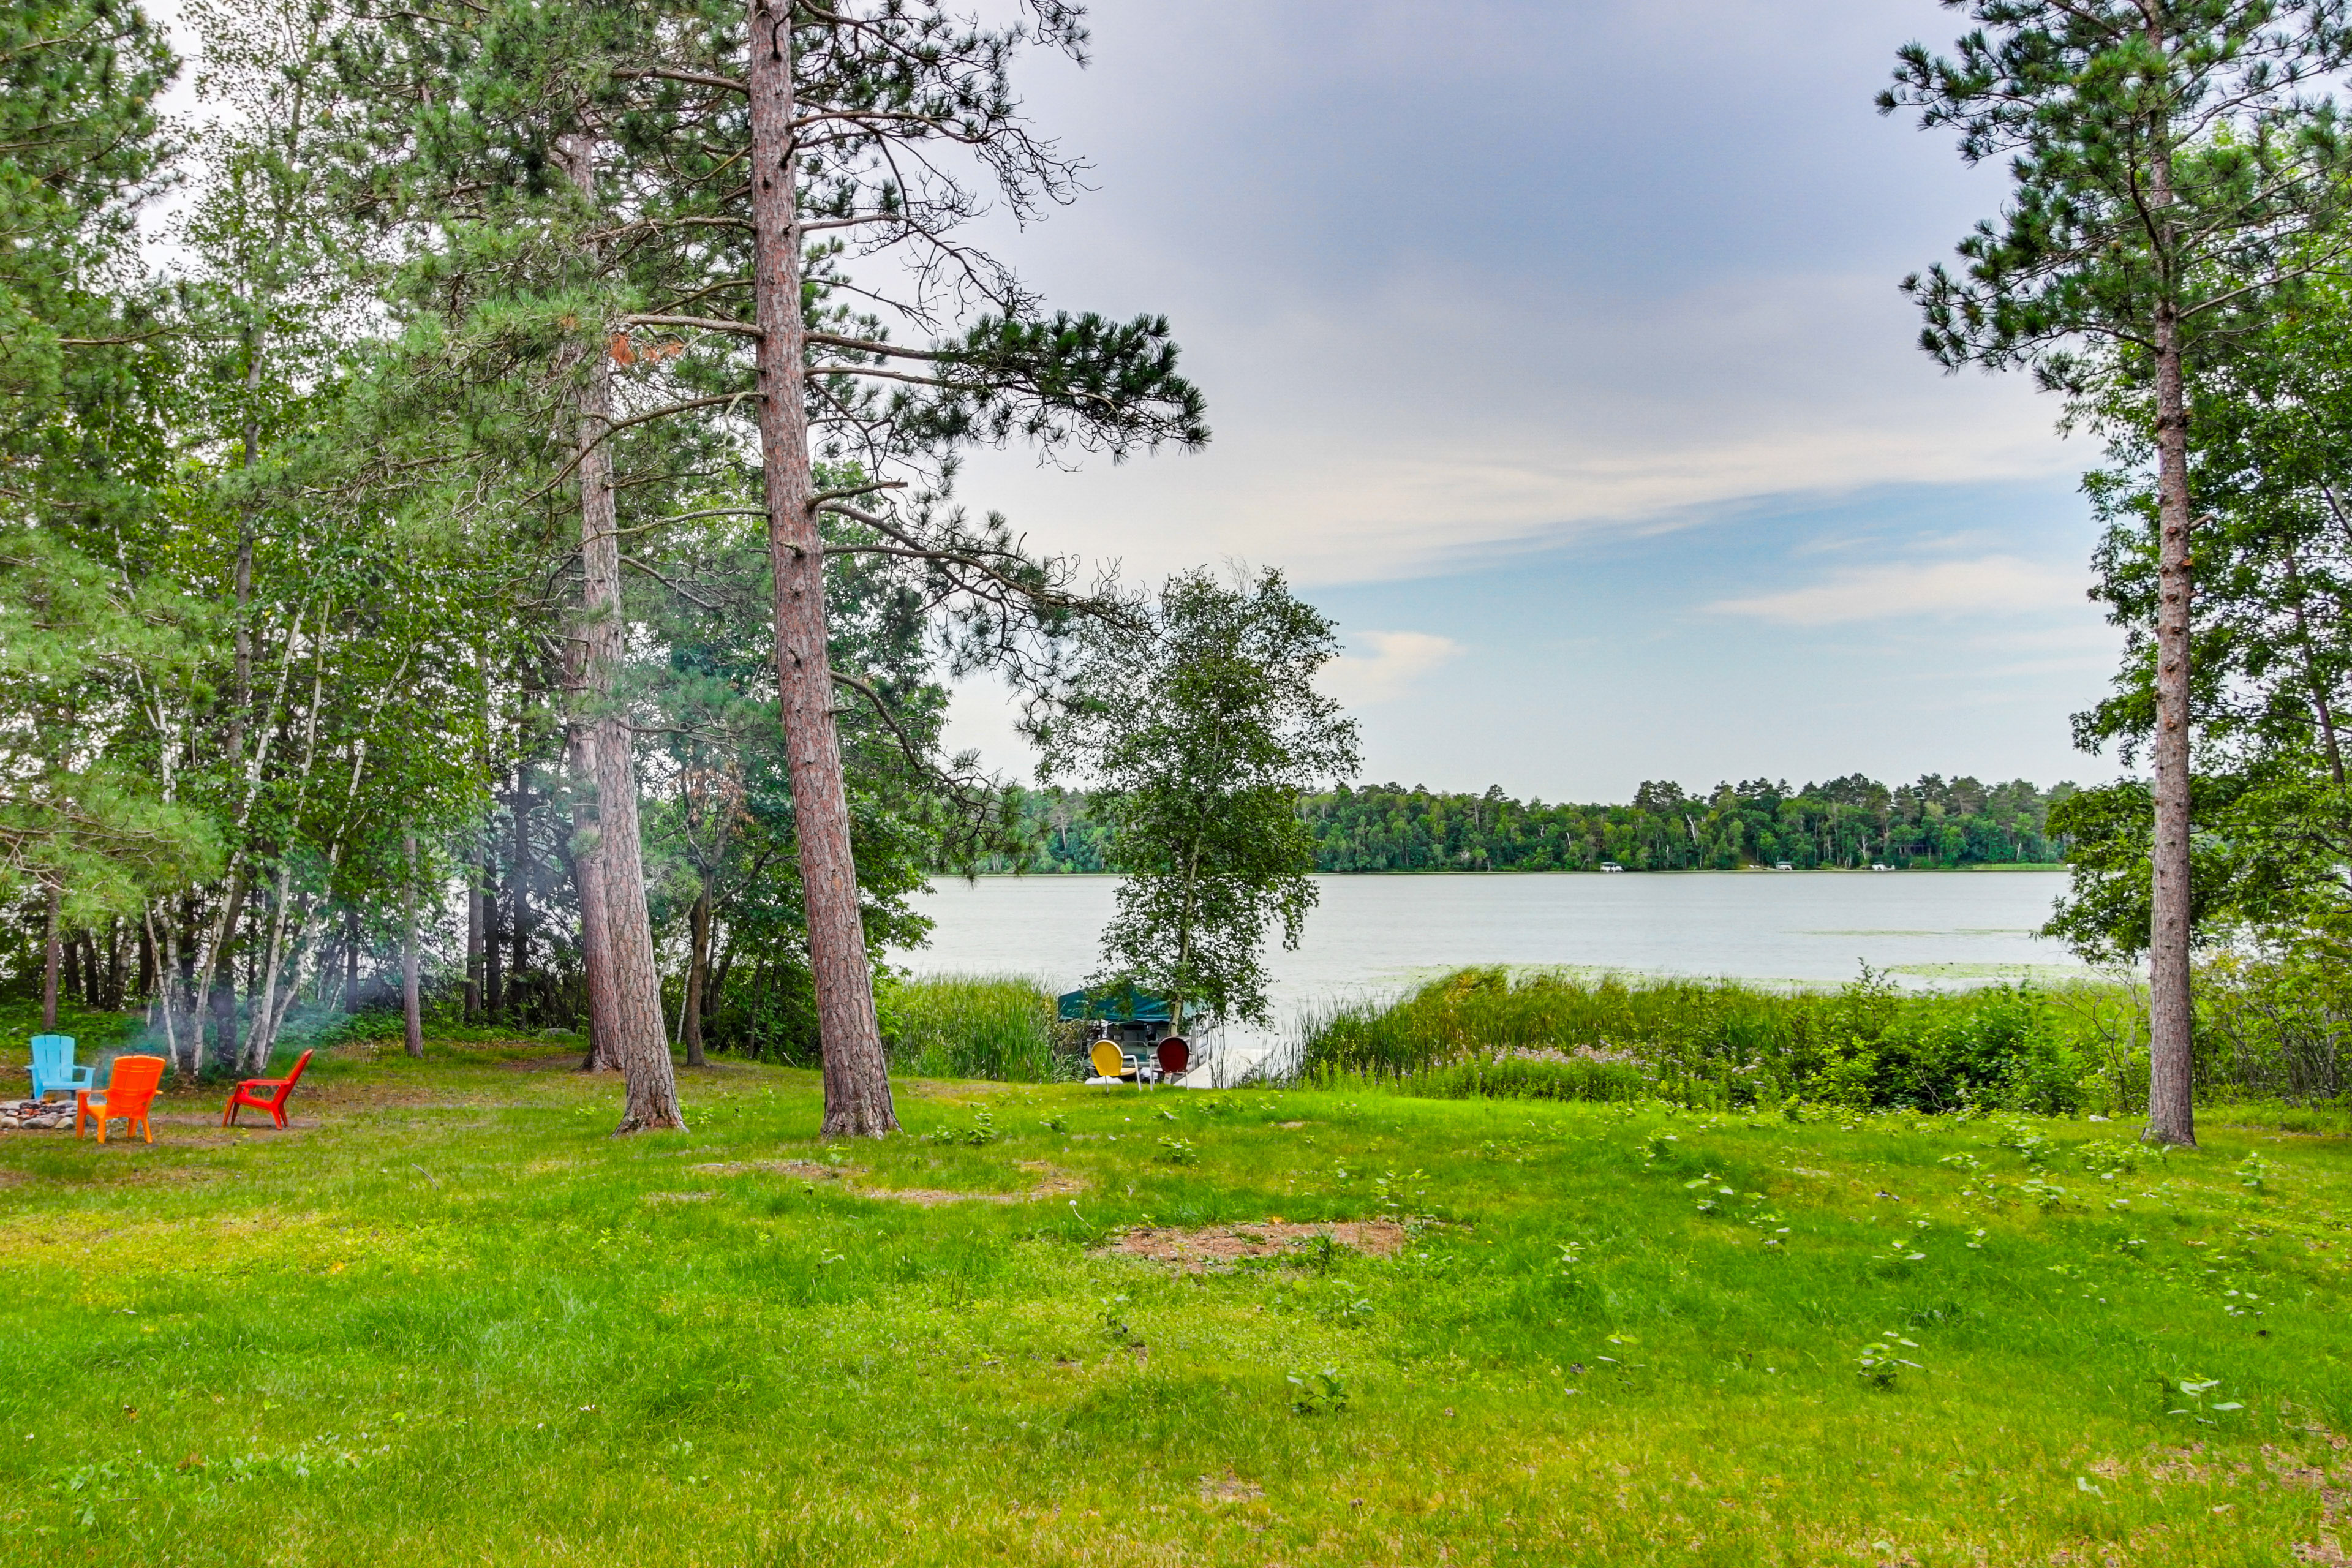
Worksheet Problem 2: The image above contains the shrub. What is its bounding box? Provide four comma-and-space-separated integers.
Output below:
1383, 1054, 1648, 1104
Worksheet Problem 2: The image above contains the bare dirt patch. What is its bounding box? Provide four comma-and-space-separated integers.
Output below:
686, 1159, 851, 1181
863, 1186, 1030, 1207
1199, 1469, 1265, 1502
96, 1164, 225, 1187
494, 1054, 595, 1073
1105, 1218, 1410, 1273
902, 1080, 1019, 1100
857, 1163, 1091, 1206
1015, 1161, 1087, 1196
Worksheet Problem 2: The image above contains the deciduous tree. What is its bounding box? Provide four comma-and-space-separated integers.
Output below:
1035, 568, 1357, 1036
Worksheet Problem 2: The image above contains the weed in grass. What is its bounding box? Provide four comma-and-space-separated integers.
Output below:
1856, 1330, 1923, 1389
1099, 1296, 1139, 1346
1286, 1367, 1349, 1415
2020, 1176, 2070, 1209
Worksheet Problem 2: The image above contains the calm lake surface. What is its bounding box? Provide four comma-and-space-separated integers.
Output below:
887, 870, 2087, 1065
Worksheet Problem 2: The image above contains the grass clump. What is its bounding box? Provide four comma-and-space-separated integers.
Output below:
877, 972, 1066, 1081
1302, 966, 2092, 1113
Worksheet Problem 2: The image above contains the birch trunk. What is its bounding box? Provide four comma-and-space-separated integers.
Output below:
146, 905, 181, 1072
748, 0, 895, 1136
483, 861, 504, 1020
464, 832, 484, 1021
243, 864, 298, 1071
683, 889, 710, 1068
510, 760, 532, 1016
401, 833, 424, 1060
342, 908, 360, 1013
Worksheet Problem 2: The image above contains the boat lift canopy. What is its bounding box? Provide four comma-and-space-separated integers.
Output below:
1056, 986, 1174, 1024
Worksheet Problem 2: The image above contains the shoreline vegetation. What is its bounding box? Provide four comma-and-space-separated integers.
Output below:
965, 775, 2075, 875
843, 961, 2342, 1117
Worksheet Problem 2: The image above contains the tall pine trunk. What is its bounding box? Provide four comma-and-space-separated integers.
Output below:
748, 0, 895, 1136
568, 701, 621, 1068
2146, 295, 2197, 1148
553, 133, 683, 1131
40, 884, 61, 1031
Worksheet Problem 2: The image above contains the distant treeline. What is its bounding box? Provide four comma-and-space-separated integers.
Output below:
967, 774, 2076, 874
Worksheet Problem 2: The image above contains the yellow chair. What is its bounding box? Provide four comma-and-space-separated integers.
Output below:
1088, 1041, 1134, 1084
77, 1055, 166, 1145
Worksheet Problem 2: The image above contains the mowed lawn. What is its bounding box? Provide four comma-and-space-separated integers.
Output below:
0, 1043, 2344, 1566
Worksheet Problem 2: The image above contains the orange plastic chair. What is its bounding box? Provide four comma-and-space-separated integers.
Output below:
222, 1048, 314, 1129
77, 1055, 166, 1145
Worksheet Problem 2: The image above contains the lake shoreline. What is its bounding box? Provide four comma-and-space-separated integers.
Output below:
940, 864, 2071, 876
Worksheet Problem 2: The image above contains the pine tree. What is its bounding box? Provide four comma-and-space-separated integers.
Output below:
1882, 0, 2352, 1145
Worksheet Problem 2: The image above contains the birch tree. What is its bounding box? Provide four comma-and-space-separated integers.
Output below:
1035, 568, 1359, 1037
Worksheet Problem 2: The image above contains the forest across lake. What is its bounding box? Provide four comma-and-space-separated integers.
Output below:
964, 772, 2075, 875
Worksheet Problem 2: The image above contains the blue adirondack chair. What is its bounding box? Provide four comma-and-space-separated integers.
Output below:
28, 1035, 95, 1103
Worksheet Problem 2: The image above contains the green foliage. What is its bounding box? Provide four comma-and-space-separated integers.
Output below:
1880, 2, 2352, 391
1300, 967, 2093, 1115
1286, 1367, 1349, 1416
1854, 1330, 1921, 1390
2195, 941, 2352, 1102
1036, 567, 1360, 1031
875, 974, 1064, 1083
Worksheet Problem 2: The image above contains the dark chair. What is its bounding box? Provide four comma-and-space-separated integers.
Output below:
1155, 1036, 1191, 1085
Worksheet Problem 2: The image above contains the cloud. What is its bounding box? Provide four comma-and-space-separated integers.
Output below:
1704, 555, 2089, 625
1320, 630, 1465, 706
959, 269, 2073, 587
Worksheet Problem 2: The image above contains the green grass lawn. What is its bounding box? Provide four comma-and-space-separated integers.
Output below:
0, 1040, 2344, 1566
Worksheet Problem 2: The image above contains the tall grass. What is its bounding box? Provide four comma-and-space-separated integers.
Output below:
876, 973, 1068, 1082
1297, 967, 2095, 1113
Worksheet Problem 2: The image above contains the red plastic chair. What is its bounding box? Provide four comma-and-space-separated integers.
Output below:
77, 1055, 166, 1145
222, 1049, 314, 1129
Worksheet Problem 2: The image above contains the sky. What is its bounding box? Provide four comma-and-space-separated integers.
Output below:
927, 0, 2125, 801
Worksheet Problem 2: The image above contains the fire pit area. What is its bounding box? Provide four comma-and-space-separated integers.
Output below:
1, 1099, 75, 1131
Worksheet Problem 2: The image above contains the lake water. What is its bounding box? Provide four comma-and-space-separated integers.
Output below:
886, 870, 2087, 1070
